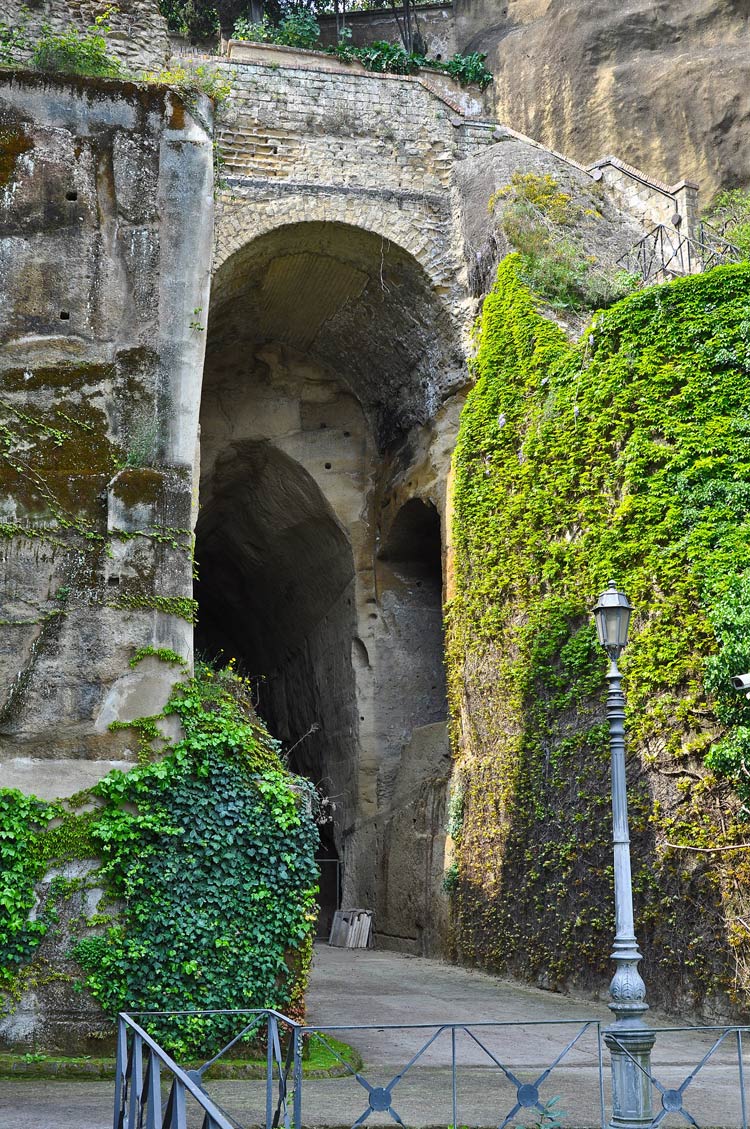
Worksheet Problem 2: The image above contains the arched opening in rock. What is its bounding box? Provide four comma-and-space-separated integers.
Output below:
376, 498, 447, 736
194, 442, 358, 815
375, 498, 450, 953
197, 219, 461, 914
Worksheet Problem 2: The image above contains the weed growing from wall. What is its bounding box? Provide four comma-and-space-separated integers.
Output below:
447, 256, 750, 1016
31, 9, 121, 77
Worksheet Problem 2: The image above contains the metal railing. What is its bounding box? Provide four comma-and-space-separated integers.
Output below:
608, 1025, 750, 1129
115, 1009, 750, 1129
617, 224, 741, 282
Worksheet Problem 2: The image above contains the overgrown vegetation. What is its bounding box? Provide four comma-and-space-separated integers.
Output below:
704, 188, 750, 260
30, 9, 121, 77
233, 9, 320, 46
0, 665, 319, 1057
0, 7, 230, 102
0, 792, 57, 989
447, 257, 750, 1015
490, 172, 639, 311
230, 9, 492, 87
328, 38, 492, 87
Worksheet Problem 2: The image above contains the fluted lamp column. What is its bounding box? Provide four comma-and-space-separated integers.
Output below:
592, 582, 655, 1129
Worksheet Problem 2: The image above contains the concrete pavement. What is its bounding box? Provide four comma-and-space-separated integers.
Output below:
1, 943, 745, 1128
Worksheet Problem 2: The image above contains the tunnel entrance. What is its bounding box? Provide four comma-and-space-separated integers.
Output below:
196, 219, 461, 930
194, 441, 358, 811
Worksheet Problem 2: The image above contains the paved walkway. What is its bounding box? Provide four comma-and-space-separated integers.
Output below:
1, 944, 746, 1128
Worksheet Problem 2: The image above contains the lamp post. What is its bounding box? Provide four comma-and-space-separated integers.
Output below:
592, 581, 655, 1129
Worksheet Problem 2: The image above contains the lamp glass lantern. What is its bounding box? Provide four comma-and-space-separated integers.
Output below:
593, 581, 632, 659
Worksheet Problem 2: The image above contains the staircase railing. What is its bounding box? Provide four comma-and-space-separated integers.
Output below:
617, 223, 742, 282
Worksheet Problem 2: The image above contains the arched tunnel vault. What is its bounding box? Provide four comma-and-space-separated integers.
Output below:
197, 219, 459, 939
206, 221, 465, 447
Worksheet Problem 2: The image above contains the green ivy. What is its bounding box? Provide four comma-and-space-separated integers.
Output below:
447, 256, 750, 1013
0, 665, 319, 1055
129, 646, 187, 669
0, 792, 56, 988
72, 664, 318, 1057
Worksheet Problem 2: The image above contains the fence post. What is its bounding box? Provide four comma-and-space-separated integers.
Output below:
128, 1032, 144, 1129
114, 1016, 128, 1129
266, 1013, 275, 1129
293, 1025, 302, 1129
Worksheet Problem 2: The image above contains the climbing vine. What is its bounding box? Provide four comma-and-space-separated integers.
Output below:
0, 665, 319, 1056
0, 792, 57, 990
447, 256, 750, 1015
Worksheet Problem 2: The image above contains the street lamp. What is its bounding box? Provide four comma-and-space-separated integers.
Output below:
592, 581, 655, 1129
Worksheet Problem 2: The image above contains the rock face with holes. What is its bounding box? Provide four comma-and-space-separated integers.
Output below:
0, 50, 693, 1042
0, 71, 214, 796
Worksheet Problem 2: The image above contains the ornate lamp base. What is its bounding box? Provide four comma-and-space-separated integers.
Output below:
604, 1019, 656, 1129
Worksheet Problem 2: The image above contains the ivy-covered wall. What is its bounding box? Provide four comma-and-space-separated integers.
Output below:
0, 663, 319, 1056
447, 257, 750, 1020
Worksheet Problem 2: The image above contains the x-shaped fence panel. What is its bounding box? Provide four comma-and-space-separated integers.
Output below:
607, 1026, 750, 1129
294, 1020, 605, 1129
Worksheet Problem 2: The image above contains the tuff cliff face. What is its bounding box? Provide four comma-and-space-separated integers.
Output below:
455, 0, 750, 199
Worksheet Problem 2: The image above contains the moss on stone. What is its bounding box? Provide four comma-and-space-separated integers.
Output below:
447, 256, 750, 1018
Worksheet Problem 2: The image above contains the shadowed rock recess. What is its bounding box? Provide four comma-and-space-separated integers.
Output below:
1, 25, 748, 1052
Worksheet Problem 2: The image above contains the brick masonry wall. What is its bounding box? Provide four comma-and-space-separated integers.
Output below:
212, 57, 500, 331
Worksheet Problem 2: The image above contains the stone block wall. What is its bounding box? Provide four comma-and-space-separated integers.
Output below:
589, 156, 700, 239
0, 0, 170, 74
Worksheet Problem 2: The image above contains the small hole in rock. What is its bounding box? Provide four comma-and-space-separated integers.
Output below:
319, 422, 327, 429
343, 430, 351, 437
66, 191, 78, 201
107, 576, 120, 587
324, 462, 332, 469
60, 311, 70, 320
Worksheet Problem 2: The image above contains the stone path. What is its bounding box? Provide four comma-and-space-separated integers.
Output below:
1, 944, 746, 1128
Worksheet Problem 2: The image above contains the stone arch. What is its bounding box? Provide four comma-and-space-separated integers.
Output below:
213, 193, 469, 316
206, 218, 466, 448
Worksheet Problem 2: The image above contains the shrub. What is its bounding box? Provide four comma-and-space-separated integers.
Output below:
233, 9, 320, 49
31, 10, 120, 77
704, 188, 750, 260
491, 171, 639, 311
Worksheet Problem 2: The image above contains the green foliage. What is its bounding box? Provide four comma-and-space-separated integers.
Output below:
0, 791, 56, 988
446, 783, 464, 841
0, 17, 29, 64
328, 38, 492, 87
72, 664, 318, 1057
490, 172, 639, 311
438, 51, 492, 89
705, 189, 750, 261
110, 593, 198, 623
233, 10, 320, 47
129, 646, 187, 668
447, 257, 750, 1010
145, 62, 233, 104
31, 9, 121, 77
